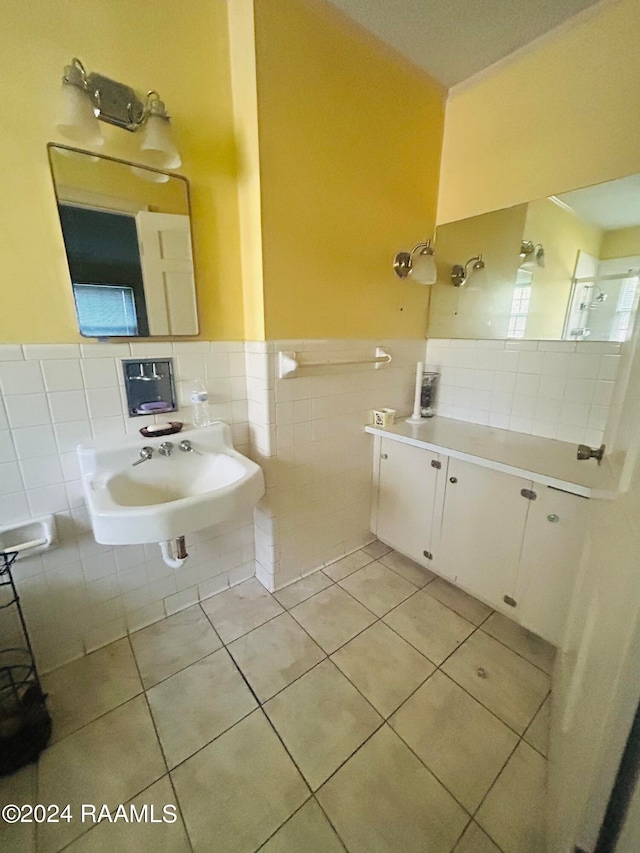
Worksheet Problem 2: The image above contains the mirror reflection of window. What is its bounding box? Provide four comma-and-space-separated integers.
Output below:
59, 204, 150, 337
73, 284, 138, 336
507, 270, 533, 339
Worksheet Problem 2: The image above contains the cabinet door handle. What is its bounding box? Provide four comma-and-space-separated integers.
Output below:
449, 476, 457, 484
380, 453, 388, 460
547, 514, 560, 523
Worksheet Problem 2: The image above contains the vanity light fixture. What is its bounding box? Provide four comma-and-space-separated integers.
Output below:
451, 254, 485, 287
393, 239, 437, 285
520, 240, 545, 269
55, 58, 181, 169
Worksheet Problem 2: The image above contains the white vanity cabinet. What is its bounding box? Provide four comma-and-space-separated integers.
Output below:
370, 433, 590, 646
374, 437, 440, 568
514, 485, 588, 645
437, 457, 531, 611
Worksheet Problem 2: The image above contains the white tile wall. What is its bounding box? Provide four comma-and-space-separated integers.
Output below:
425, 339, 622, 446
0, 341, 254, 673
246, 339, 426, 591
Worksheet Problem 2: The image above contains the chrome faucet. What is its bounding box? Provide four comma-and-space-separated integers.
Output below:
132, 446, 154, 466
178, 439, 202, 455
159, 441, 174, 457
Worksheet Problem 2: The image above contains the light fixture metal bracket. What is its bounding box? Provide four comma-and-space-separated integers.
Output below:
451, 254, 485, 287
393, 239, 435, 280
63, 58, 169, 133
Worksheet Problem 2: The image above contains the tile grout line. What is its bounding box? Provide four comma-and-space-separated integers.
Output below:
126, 633, 196, 853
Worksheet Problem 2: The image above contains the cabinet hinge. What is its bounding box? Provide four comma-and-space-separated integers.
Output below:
423, 551, 433, 560
430, 460, 441, 469
520, 488, 537, 501
503, 595, 517, 607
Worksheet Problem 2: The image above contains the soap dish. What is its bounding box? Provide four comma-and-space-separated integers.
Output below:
139, 422, 184, 438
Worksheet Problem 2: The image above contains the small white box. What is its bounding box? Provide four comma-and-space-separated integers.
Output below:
373, 408, 396, 428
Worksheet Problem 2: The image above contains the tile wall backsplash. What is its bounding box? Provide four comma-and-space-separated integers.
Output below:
0, 335, 626, 672
244, 340, 426, 592
425, 339, 622, 445
0, 341, 254, 673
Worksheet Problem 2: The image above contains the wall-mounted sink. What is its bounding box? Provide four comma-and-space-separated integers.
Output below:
77, 423, 264, 546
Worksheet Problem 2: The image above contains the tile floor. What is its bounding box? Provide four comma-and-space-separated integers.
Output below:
0, 541, 553, 853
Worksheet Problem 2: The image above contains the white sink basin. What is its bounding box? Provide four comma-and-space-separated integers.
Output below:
77, 422, 264, 545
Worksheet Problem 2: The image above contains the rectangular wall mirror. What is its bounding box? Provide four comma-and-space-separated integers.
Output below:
48, 143, 198, 338
428, 173, 640, 342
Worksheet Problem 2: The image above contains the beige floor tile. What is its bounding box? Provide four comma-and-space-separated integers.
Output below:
454, 821, 502, 853
260, 799, 345, 853
130, 605, 221, 688
264, 660, 382, 790
331, 622, 434, 717
43, 639, 142, 743
147, 648, 257, 768
228, 612, 325, 702
323, 550, 373, 582
425, 577, 492, 626
482, 612, 556, 674
339, 561, 417, 617
201, 578, 283, 643
0, 763, 36, 853
317, 725, 468, 853
383, 591, 475, 665
476, 741, 547, 853
524, 696, 550, 757
37, 696, 165, 853
378, 550, 436, 587
273, 572, 333, 609
390, 671, 518, 812
290, 586, 376, 654
171, 710, 308, 853
64, 777, 191, 853
361, 539, 392, 560
442, 631, 550, 734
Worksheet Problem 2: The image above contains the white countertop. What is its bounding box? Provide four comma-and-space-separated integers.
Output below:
365, 417, 622, 498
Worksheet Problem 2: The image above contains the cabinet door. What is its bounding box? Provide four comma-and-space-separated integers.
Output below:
515, 486, 588, 646
439, 457, 530, 609
375, 438, 439, 567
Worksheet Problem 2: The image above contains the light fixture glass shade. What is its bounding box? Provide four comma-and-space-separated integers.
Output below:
55, 83, 103, 147
140, 115, 181, 169
411, 250, 437, 285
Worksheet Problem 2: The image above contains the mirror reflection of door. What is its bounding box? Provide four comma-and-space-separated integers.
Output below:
48, 144, 199, 338
135, 212, 196, 335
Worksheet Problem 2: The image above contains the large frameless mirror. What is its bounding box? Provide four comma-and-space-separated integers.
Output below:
429, 173, 640, 342
48, 143, 198, 338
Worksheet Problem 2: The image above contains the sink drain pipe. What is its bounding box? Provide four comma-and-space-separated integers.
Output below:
159, 536, 188, 570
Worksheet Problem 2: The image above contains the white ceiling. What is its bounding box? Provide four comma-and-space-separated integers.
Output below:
327, 0, 603, 88
556, 175, 640, 231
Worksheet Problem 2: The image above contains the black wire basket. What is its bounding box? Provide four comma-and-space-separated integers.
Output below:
0, 554, 52, 776
0, 650, 51, 775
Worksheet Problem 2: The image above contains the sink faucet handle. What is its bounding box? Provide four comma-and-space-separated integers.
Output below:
178, 439, 202, 456
133, 446, 154, 466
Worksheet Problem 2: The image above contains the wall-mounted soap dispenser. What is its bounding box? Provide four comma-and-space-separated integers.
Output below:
122, 358, 177, 417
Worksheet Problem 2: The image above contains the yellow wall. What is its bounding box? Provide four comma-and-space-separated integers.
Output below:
253, 0, 445, 339
601, 225, 640, 260
0, 0, 244, 343
438, 0, 640, 225
523, 198, 603, 338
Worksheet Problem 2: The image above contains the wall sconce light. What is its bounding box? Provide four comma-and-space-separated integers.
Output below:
393, 239, 437, 285
520, 240, 545, 270
451, 254, 485, 287
55, 58, 181, 169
